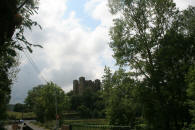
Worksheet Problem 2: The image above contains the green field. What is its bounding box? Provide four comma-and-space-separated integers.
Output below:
7, 111, 36, 120
63, 119, 108, 125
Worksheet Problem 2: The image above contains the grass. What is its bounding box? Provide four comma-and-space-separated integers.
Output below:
7, 111, 36, 120
32, 119, 108, 130
63, 119, 108, 125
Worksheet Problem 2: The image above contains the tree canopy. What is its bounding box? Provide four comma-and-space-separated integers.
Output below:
25, 82, 69, 122
105, 0, 195, 129
68, 87, 105, 118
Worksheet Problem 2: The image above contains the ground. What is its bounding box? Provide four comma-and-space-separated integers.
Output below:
5, 120, 47, 130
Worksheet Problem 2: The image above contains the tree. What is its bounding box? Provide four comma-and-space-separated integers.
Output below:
25, 82, 68, 122
0, 0, 41, 126
0, 0, 41, 57
186, 66, 195, 129
102, 66, 113, 106
102, 67, 142, 128
14, 103, 26, 112
108, 0, 195, 129
69, 88, 105, 118
108, 0, 178, 77
139, 29, 194, 129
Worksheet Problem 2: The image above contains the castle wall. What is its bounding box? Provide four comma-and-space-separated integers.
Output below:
73, 77, 101, 95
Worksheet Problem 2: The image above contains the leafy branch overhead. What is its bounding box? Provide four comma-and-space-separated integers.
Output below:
109, 0, 194, 79
16, 0, 43, 53
0, 0, 42, 125
0, 0, 42, 57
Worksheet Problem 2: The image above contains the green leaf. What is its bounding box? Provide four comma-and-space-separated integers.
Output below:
7, 49, 17, 57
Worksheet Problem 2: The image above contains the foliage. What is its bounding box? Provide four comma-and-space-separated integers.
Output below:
1, 0, 41, 55
14, 103, 27, 112
107, 0, 195, 129
102, 66, 113, 107
102, 67, 142, 128
0, 0, 41, 126
68, 87, 105, 119
0, 54, 19, 122
7, 111, 36, 120
25, 82, 69, 122
186, 66, 195, 129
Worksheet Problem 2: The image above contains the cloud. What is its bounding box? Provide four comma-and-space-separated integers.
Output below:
11, 0, 114, 103
174, 0, 195, 9
39, 12, 113, 91
34, 0, 115, 90
85, 0, 113, 26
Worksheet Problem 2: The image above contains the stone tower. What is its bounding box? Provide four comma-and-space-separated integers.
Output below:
79, 77, 85, 95
73, 77, 101, 95
73, 80, 79, 94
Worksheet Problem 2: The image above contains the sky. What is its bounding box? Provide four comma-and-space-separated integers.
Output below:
10, 0, 195, 104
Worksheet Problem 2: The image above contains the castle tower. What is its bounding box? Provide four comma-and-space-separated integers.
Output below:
73, 77, 101, 95
79, 77, 85, 95
73, 80, 79, 94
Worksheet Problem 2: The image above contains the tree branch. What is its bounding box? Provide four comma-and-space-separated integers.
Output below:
17, 0, 29, 12
131, 57, 150, 80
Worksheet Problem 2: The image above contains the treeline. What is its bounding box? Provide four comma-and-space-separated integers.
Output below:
24, 82, 105, 122
67, 89, 105, 118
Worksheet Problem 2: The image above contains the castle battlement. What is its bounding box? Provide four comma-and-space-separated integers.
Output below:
73, 77, 101, 95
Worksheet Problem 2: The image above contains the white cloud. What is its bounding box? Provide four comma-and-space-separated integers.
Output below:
174, 0, 195, 9
11, 0, 115, 101
85, 0, 113, 27
33, 0, 67, 27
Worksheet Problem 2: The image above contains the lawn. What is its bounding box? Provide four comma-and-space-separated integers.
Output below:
32, 119, 108, 130
63, 119, 108, 125
7, 111, 36, 120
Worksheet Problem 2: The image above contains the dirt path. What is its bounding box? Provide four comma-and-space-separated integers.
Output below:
24, 121, 48, 130
5, 121, 48, 130
4, 125, 12, 130
4, 124, 23, 130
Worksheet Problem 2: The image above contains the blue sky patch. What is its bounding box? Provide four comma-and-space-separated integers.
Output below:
64, 0, 100, 30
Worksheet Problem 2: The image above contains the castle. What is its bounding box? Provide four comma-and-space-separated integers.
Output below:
73, 77, 101, 95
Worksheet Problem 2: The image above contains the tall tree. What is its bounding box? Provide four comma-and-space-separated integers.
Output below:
0, 0, 41, 126
108, 0, 177, 77
108, 0, 195, 129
